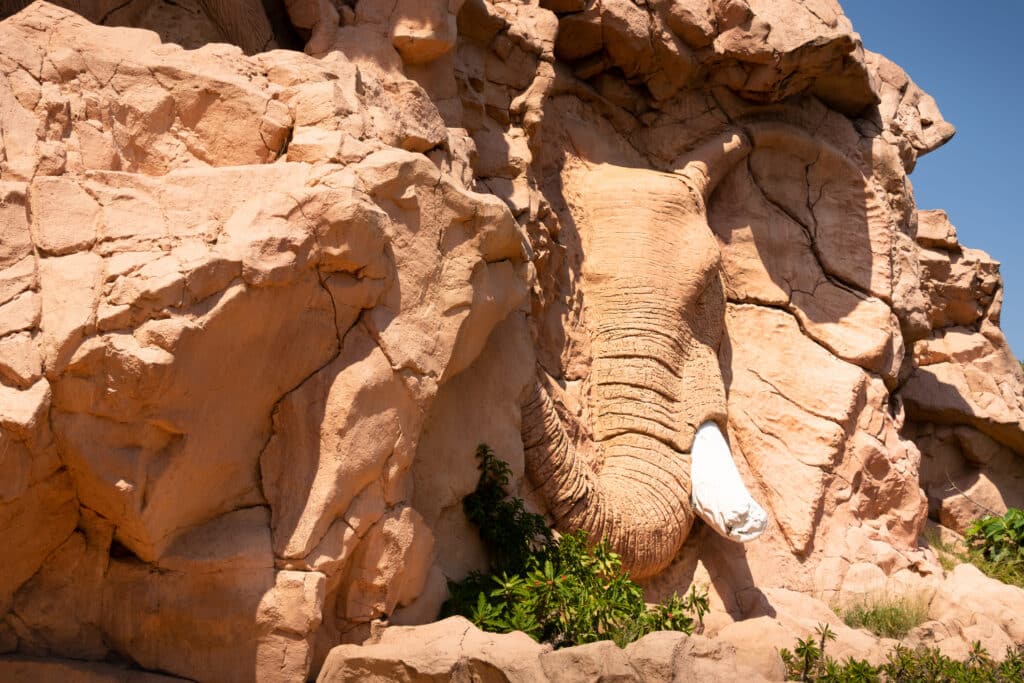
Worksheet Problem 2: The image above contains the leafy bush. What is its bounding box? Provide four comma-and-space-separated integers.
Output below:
442, 445, 708, 648
965, 508, 1024, 565
461, 443, 552, 573
928, 509, 1024, 589
780, 624, 1024, 682
840, 596, 928, 639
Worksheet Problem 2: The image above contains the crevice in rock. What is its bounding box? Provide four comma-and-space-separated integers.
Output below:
726, 297, 858, 372
744, 364, 847, 430
744, 154, 870, 301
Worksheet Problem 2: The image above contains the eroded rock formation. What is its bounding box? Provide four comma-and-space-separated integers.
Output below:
0, 0, 1022, 680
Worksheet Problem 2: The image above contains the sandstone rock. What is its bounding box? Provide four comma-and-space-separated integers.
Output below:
917, 245, 1000, 329
0, 656, 189, 682
0, 3, 291, 176
390, 0, 460, 65
0, 183, 32, 273
724, 303, 866, 554
539, 640, 638, 681
10, 519, 110, 660
623, 631, 692, 682
0, 374, 76, 607
0, 290, 40, 338
711, 0, 876, 114
317, 616, 550, 682
714, 619, 789, 680
655, 0, 716, 49
0, 332, 43, 388
902, 336, 1024, 453
928, 564, 1024, 648
0, 471, 77, 605
2, 0, 1023, 679
341, 507, 435, 622
937, 473, 1007, 534
318, 618, 789, 683
28, 177, 99, 256
916, 209, 959, 249
0, 257, 35, 311
0, 4, 529, 678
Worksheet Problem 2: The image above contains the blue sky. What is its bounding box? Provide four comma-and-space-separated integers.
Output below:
841, 2, 1024, 358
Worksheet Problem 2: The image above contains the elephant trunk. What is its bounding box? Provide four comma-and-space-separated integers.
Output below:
522, 379, 692, 578
521, 132, 749, 578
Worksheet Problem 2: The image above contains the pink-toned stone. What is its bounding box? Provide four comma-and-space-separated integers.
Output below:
1, 0, 1023, 680
0, 657, 189, 682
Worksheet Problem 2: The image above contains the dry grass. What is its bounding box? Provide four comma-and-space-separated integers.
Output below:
840, 595, 929, 639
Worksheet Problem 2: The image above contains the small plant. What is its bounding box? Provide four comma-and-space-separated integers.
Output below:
780, 627, 1024, 682
965, 508, 1024, 565
462, 444, 553, 573
927, 510, 1024, 590
442, 445, 709, 648
923, 527, 959, 572
780, 623, 837, 682
840, 596, 928, 639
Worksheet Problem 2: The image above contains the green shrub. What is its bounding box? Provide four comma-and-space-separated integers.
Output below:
928, 510, 1024, 590
780, 624, 1024, 682
442, 445, 708, 648
965, 508, 1024, 565
461, 443, 552, 573
840, 596, 928, 639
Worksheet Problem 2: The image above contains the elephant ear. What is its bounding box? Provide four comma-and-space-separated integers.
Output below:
705, 120, 898, 555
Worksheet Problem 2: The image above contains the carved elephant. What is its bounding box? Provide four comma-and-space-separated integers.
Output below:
522, 131, 768, 579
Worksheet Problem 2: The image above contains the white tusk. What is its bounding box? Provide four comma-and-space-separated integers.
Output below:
690, 421, 768, 542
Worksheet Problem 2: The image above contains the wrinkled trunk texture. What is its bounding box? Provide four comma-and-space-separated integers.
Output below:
522, 134, 748, 578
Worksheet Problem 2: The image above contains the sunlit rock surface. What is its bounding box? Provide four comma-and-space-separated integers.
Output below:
0, 0, 1021, 680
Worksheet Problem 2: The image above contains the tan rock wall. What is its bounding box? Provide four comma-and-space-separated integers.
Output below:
1, 0, 1022, 680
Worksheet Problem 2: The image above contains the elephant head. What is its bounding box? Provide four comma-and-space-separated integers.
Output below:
521, 130, 768, 579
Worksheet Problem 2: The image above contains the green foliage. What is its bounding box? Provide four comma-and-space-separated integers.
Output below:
840, 596, 928, 639
965, 508, 1024, 565
928, 510, 1024, 590
461, 444, 553, 573
780, 624, 836, 682
442, 444, 709, 648
780, 625, 1024, 682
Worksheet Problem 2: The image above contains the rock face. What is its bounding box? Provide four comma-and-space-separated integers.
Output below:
0, 0, 1022, 681
315, 616, 784, 682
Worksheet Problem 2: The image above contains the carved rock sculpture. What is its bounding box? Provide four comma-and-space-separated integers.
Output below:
1, 0, 1023, 680
521, 131, 767, 578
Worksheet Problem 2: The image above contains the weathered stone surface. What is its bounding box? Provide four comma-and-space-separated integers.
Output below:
317, 617, 550, 682
0, 656, 189, 682
723, 303, 866, 554
926, 564, 1024, 647
0, 4, 528, 679
320, 600, 1024, 683
2, 0, 1024, 680
317, 616, 789, 683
